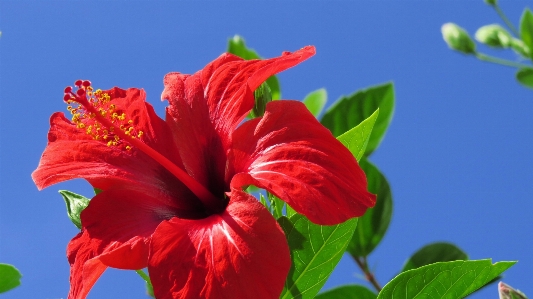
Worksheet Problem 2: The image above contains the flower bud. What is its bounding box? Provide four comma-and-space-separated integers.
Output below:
484, 0, 497, 6
442, 23, 476, 54
511, 38, 531, 58
475, 24, 512, 48
251, 82, 272, 118
498, 282, 527, 299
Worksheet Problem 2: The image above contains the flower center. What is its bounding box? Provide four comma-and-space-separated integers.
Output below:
64, 80, 224, 214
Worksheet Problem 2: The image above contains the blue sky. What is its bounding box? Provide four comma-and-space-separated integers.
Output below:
1, 1, 532, 298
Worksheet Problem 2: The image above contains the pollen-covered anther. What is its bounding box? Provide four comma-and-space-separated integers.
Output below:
63, 80, 144, 151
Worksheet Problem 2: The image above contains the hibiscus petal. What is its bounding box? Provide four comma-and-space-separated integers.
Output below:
229, 100, 376, 225
31, 88, 194, 206
148, 189, 290, 299
67, 186, 197, 299
66, 231, 108, 299
161, 47, 315, 195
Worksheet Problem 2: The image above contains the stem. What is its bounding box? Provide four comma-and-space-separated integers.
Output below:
353, 255, 382, 292
494, 5, 519, 36
475, 53, 532, 69
135, 269, 151, 284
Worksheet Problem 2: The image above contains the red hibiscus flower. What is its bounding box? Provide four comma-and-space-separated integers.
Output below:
32, 46, 375, 299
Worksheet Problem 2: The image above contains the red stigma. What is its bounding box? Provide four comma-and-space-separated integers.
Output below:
74, 80, 83, 87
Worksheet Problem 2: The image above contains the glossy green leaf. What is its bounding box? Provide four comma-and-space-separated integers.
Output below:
321, 83, 394, 156
279, 215, 358, 299
315, 285, 377, 299
516, 68, 533, 88
377, 259, 516, 299
227, 35, 281, 100
401, 242, 468, 272
347, 158, 392, 257
59, 190, 90, 229
303, 88, 327, 117
0, 264, 21, 293
520, 8, 533, 59
337, 109, 379, 162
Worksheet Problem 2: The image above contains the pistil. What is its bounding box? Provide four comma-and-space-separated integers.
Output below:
64, 80, 223, 213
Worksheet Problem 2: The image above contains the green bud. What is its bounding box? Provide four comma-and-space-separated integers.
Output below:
498, 282, 528, 299
475, 24, 513, 48
484, 0, 497, 6
442, 23, 476, 54
511, 38, 532, 58
250, 82, 272, 118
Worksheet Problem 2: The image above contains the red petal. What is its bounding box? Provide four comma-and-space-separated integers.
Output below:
229, 100, 376, 225
66, 231, 108, 299
32, 88, 189, 198
80, 187, 197, 269
67, 186, 196, 299
148, 189, 290, 299
161, 47, 315, 194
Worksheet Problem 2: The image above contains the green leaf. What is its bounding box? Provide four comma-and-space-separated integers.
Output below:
520, 8, 533, 59
0, 264, 21, 293
315, 285, 377, 299
59, 190, 90, 229
268, 192, 285, 219
321, 83, 394, 157
279, 215, 358, 299
400, 242, 468, 272
377, 259, 516, 299
347, 158, 392, 257
227, 35, 281, 100
516, 68, 533, 88
337, 109, 379, 162
303, 88, 327, 117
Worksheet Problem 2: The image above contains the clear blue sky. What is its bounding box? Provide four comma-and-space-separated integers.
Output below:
1, 1, 532, 298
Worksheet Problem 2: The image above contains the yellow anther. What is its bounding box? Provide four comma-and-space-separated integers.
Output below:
77, 123, 85, 129
128, 120, 133, 124
103, 135, 108, 140
107, 141, 113, 147
137, 131, 143, 138
119, 125, 125, 130
95, 135, 100, 140
114, 135, 120, 141
67, 106, 73, 111
110, 104, 116, 110
126, 146, 132, 151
